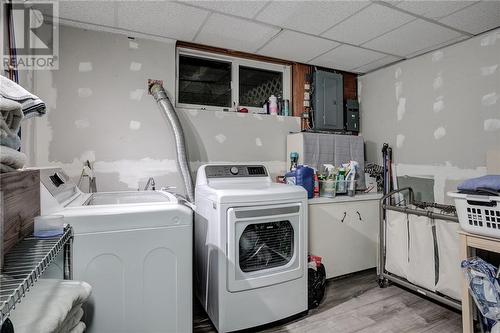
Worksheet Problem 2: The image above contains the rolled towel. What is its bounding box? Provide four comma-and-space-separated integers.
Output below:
0, 98, 23, 150
0, 146, 26, 172
8, 279, 92, 333
0, 75, 46, 118
55, 306, 84, 333
69, 322, 86, 333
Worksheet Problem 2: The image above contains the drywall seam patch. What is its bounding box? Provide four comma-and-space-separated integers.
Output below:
215, 134, 226, 143
396, 134, 405, 148
433, 73, 443, 90
74, 119, 90, 129
481, 65, 498, 76
129, 89, 144, 101
484, 119, 500, 132
255, 138, 263, 147
482, 92, 498, 106
78, 62, 92, 72
431, 51, 444, 62
481, 34, 497, 46
130, 62, 142, 71
187, 109, 199, 117
433, 126, 446, 140
129, 41, 139, 49
433, 97, 444, 113
395, 81, 403, 101
78, 88, 92, 98
397, 97, 406, 121
129, 120, 141, 130
395, 67, 402, 79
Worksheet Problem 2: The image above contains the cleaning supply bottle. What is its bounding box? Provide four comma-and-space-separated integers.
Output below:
337, 167, 346, 194
313, 169, 320, 198
269, 95, 278, 115
290, 152, 299, 171
296, 165, 314, 198
346, 160, 359, 196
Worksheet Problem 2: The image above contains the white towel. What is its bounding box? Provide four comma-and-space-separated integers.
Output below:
55, 306, 84, 333
0, 97, 23, 150
0, 75, 46, 118
69, 322, 86, 333
8, 279, 92, 333
0, 145, 26, 172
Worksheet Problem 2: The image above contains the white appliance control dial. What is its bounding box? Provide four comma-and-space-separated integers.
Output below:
230, 167, 239, 175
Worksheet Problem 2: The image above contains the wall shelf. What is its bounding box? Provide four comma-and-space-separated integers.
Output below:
0, 226, 73, 326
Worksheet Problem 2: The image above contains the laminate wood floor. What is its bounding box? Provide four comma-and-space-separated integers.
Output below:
193, 269, 462, 333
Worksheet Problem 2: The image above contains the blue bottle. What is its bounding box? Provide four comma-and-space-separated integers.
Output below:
286, 165, 314, 198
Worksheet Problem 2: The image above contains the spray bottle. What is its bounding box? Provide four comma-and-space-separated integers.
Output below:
346, 160, 359, 196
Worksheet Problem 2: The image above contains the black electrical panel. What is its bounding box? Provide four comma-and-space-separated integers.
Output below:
345, 99, 359, 133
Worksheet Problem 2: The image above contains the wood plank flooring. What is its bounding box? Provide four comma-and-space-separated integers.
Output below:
193, 269, 462, 332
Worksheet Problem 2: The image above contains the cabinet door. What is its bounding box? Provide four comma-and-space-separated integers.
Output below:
308, 200, 379, 278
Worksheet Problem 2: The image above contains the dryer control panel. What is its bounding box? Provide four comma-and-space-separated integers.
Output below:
205, 165, 268, 178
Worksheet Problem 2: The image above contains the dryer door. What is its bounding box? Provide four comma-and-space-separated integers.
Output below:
226, 203, 304, 292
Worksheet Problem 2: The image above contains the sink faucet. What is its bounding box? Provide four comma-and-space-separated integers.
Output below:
144, 177, 156, 191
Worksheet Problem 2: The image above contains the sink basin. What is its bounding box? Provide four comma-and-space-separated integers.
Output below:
85, 191, 173, 206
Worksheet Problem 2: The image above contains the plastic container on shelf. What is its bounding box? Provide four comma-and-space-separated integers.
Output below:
448, 192, 500, 238
269, 95, 278, 115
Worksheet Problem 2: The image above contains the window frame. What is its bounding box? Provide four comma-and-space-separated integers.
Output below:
176, 48, 291, 113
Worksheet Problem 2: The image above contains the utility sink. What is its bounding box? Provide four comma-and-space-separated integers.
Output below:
85, 191, 173, 206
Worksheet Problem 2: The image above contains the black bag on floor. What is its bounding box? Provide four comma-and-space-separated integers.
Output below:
308, 255, 326, 309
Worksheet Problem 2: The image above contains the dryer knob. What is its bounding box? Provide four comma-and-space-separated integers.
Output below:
230, 167, 239, 175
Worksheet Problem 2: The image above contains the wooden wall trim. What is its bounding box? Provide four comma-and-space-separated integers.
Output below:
176, 41, 293, 66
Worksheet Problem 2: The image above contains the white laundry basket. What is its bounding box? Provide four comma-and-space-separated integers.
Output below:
448, 192, 500, 238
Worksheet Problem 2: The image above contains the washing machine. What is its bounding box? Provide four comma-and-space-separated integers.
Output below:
39, 168, 193, 333
194, 164, 308, 332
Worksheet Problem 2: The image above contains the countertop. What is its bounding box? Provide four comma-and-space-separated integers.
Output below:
308, 192, 383, 205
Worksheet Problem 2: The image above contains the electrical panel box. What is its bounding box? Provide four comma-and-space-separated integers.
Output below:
312, 70, 343, 130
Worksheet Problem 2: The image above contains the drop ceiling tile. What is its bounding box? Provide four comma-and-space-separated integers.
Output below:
354, 55, 401, 73
116, 2, 209, 41
405, 35, 468, 58
257, 30, 339, 63
396, 0, 477, 19
180, 1, 268, 19
310, 44, 387, 71
58, 1, 117, 26
255, 1, 370, 35
322, 3, 415, 45
195, 14, 280, 53
439, 1, 500, 35
363, 19, 463, 56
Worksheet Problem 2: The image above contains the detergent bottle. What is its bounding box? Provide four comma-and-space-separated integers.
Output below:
285, 165, 314, 198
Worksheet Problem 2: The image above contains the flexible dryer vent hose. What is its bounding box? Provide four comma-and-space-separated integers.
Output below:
149, 83, 194, 203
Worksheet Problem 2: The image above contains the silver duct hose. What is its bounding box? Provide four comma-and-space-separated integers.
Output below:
149, 83, 194, 203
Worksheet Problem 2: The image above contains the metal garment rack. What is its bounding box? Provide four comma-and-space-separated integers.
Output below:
378, 187, 461, 310
0, 225, 73, 326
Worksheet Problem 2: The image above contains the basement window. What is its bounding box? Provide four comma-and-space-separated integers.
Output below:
176, 48, 291, 112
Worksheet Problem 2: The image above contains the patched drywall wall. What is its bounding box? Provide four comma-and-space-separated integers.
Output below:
23, 26, 300, 192
360, 28, 500, 203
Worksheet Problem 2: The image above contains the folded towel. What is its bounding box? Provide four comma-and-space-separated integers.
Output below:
55, 306, 84, 333
458, 175, 500, 194
0, 98, 23, 150
69, 322, 86, 333
8, 279, 92, 333
0, 75, 46, 118
0, 146, 26, 172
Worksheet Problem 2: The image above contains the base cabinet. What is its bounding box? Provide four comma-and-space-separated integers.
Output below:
308, 196, 380, 279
